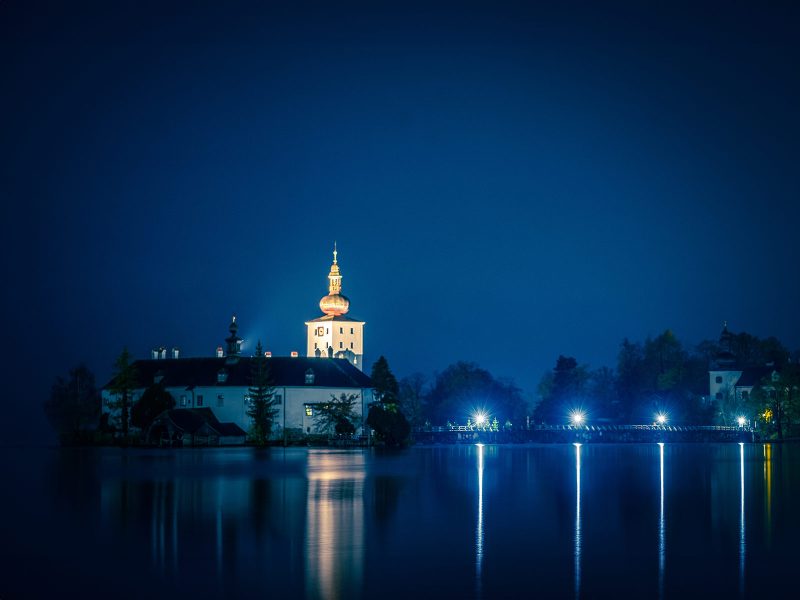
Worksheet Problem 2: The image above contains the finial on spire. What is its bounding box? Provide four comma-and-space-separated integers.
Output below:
333, 241, 338, 265
723, 320, 728, 330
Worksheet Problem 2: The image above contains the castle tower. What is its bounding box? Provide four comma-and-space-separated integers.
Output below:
225, 315, 243, 356
305, 244, 365, 370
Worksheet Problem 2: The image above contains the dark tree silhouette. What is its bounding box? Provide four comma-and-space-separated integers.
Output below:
44, 364, 100, 443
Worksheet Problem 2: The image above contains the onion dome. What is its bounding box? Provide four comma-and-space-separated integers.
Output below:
319, 242, 350, 316
320, 293, 350, 316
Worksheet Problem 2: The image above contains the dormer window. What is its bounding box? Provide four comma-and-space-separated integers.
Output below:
217, 369, 228, 383
305, 369, 315, 385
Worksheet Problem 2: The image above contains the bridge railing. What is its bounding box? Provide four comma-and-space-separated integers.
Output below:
414, 424, 751, 433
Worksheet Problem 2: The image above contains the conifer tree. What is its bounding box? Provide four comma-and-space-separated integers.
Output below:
109, 347, 138, 439
371, 355, 399, 405
247, 341, 279, 446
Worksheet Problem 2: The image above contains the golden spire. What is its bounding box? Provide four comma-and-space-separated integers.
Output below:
327, 243, 342, 295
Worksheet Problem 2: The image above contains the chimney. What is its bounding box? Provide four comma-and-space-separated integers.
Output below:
171, 347, 180, 359
290, 351, 299, 357
216, 346, 224, 358
151, 348, 159, 359
159, 347, 167, 360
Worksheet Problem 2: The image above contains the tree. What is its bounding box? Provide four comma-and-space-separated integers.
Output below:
534, 355, 589, 423
589, 366, 618, 419
247, 341, 279, 446
367, 404, 411, 447
131, 383, 175, 433
425, 361, 527, 427
750, 365, 800, 440
315, 392, 360, 436
108, 347, 138, 439
44, 364, 100, 443
398, 373, 427, 427
371, 356, 400, 404
616, 338, 644, 420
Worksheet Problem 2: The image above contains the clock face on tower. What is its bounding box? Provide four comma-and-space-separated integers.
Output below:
317, 327, 325, 336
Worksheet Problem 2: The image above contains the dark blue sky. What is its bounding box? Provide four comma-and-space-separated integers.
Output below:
3, 1, 799, 440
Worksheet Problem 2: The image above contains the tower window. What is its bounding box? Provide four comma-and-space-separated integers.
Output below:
305, 369, 315, 385
275, 394, 282, 405
217, 394, 224, 407
180, 395, 187, 407
197, 395, 204, 407
305, 405, 313, 417
715, 376, 723, 384
350, 328, 354, 334
339, 342, 343, 349
314, 342, 318, 349
340, 327, 343, 334
350, 342, 354, 349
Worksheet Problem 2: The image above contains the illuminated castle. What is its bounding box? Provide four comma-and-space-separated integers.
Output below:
305, 244, 365, 370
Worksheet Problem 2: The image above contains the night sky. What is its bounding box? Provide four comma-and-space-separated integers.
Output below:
3, 1, 799, 443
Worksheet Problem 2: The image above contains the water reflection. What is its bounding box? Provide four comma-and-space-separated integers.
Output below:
739, 443, 745, 597
476, 443, 484, 597
574, 443, 582, 600
763, 443, 772, 546
305, 451, 365, 600
658, 443, 665, 600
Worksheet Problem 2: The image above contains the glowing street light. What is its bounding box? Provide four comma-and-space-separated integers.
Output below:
569, 410, 586, 427
737, 416, 747, 428
655, 413, 668, 426
473, 411, 488, 430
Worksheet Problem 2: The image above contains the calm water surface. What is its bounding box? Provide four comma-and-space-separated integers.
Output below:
1, 444, 798, 598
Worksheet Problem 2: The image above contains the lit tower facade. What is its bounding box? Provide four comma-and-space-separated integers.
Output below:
305, 244, 365, 370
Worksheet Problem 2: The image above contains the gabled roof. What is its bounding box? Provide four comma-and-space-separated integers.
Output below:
105, 356, 372, 389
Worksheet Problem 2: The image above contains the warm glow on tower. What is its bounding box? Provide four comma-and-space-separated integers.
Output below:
319, 242, 350, 316
305, 244, 365, 370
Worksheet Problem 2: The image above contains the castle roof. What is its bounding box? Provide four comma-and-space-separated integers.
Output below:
105, 356, 373, 390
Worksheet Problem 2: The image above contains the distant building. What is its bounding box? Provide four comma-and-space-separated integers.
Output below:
101, 247, 375, 441
305, 243, 365, 371
708, 323, 778, 403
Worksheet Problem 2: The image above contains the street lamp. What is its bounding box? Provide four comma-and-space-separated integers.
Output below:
737, 416, 746, 428
473, 411, 488, 430
569, 410, 586, 427
655, 413, 668, 426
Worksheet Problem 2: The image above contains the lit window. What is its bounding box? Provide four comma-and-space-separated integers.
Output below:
305, 369, 315, 385
305, 406, 313, 417
180, 395, 187, 407
217, 395, 224, 407
217, 370, 227, 383
197, 395, 204, 407
715, 376, 722, 384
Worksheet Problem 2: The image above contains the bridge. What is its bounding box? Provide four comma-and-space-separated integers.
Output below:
412, 424, 756, 444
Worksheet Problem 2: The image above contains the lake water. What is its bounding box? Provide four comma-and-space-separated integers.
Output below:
1, 443, 797, 598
